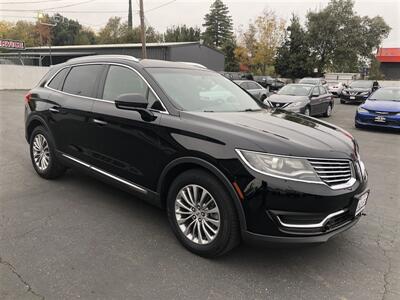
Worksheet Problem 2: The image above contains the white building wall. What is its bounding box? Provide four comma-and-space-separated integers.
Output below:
0, 65, 50, 90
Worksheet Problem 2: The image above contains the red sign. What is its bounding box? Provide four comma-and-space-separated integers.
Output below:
376, 48, 400, 63
0, 39, 25, 50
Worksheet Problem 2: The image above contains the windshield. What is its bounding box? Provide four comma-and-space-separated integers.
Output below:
369, 88, 400, 101
327, 81, 338, 86
146, 68, 261, 112
299, 78, 319, 85
277, 84, 312, 96
350, 81, 372, 88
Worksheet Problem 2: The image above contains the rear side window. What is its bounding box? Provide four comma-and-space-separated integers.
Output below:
102, 65, 147, 101
62, 65, 104, 98
47, 68, 69, 90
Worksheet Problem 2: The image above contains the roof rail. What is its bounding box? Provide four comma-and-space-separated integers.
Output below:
178, 62, 207, 69
67, 54, 139, 63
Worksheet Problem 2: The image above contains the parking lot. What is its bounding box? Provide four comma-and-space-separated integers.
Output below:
0, 90, 399, 300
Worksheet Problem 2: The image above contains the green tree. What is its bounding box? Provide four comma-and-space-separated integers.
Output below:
50, 14, 82, 46
97, 17, 125, 44
222, 38, 239, 71
275, 15, 313, 80
163, 25, 200, 42
202, 0, 233, 48
306, 0, 390, 73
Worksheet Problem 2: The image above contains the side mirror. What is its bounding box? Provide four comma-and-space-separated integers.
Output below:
115, 93, 156, 122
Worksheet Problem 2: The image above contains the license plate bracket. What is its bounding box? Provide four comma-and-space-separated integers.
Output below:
374, 116, 386, 123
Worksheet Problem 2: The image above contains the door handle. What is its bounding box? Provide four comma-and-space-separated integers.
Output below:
93, 119, 108, 125
49, 107, 60, 113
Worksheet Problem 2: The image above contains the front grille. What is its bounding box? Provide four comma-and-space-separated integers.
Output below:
271, 102, 290, 108
308, 158, 353, 186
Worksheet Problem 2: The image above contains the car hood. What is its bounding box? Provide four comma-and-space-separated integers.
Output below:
181, 109, 357, 160
267, 94, 308, 103
362, 100, 400, 112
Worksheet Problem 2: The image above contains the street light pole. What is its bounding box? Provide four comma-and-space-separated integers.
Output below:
139, 0, 147, 59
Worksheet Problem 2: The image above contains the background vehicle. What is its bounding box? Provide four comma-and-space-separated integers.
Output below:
299, 77, 328, 88
265, 83, 334, 117
327, 81, 347, 96
25, 55, 368, 257
253, 75, 285, 91
234, 79, 269, 101
355, 87, 400, 130
341, 80, 380, 104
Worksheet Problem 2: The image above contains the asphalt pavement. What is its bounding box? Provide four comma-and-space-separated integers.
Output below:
1, 90, 399, 300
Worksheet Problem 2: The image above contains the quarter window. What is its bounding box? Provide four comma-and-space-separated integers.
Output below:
102, 65, 147, 101
47, 68, 69, 90
62, 65, 104, 98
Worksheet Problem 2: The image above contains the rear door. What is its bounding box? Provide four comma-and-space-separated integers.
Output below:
47, 64, 106, 164
90, 64, 166, 190
246, 81, 263, 99
319, 86, 331, 112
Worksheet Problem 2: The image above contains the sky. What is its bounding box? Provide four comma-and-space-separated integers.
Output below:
0, 0, 399, 47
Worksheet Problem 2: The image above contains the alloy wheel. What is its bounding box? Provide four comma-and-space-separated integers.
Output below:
174, 184, 221, 245
32, 134, 50, 171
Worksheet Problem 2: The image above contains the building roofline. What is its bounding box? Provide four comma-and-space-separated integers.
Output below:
27, 42, 200, 50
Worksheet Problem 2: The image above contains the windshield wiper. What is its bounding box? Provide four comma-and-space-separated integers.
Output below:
203, 110, 214, 112
242, 108, 261, 112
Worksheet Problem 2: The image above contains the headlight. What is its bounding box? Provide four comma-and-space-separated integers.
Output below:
287, 101, 305, 108
236, 149, 321, 183
360, 91, 369, 96
357, 106, 368, 113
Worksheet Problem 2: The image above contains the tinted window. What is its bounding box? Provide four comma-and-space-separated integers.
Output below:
103, 65, 147, 101
319, 86, 327, 94
47, 68, 69, 90
63, 65, 103, 97
239, 82, 249, 89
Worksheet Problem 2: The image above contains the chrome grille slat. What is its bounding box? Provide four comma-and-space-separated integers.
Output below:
307, 158, 353, 187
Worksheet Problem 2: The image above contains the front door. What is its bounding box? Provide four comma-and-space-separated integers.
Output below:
90, 64, 166, 191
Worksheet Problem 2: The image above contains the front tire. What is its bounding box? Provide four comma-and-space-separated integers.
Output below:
167, 169, 240, 257
323, 103, 333, 117
30, 126, 66, 179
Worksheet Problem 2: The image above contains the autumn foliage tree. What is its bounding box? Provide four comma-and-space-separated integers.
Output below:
235, 10, 285, 74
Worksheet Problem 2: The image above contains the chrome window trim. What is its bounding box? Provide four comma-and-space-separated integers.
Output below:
275, 209, 347, 229
44, 62, 169, 114
62, 153, 147, 194
235, 149, 357, 190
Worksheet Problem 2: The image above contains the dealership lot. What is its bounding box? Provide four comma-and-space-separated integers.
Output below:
0, 90, 399, 299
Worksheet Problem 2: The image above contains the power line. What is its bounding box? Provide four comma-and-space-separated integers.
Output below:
0, 0, 98, 11
146, 0, 177, 13
0, 0, 65, 4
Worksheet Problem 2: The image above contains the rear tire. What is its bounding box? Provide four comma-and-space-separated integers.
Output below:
30, 126, 66, 179
166, 169, 240, 257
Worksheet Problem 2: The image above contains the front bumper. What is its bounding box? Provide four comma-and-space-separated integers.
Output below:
242, 216, 360, 244
356, 112, 400, 129
232, 156, 369, 243
340, 93, 369, 103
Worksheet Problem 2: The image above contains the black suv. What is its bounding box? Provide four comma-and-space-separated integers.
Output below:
25, 55, 369, 257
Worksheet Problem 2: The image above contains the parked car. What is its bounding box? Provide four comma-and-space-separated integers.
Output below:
25, 55, 369, 257
254, 75, 285, 91
355, 87, 400, 130
265, 83, 334, 117
299, 77, 328, 88
234, 79, 269, 101
327, 81, 347, 96
340, 80, 380, 104
219, 71, 253, 81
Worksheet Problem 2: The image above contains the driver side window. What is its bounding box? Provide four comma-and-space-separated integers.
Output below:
102, 65, 147, 101
312, 87, 320, 96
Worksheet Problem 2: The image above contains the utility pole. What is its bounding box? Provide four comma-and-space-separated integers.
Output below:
139, 0, 147, 59
128, 0, 133, 30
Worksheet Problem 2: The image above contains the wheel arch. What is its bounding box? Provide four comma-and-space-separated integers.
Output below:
26, 115, 50, 142
157, 157, 247, 231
